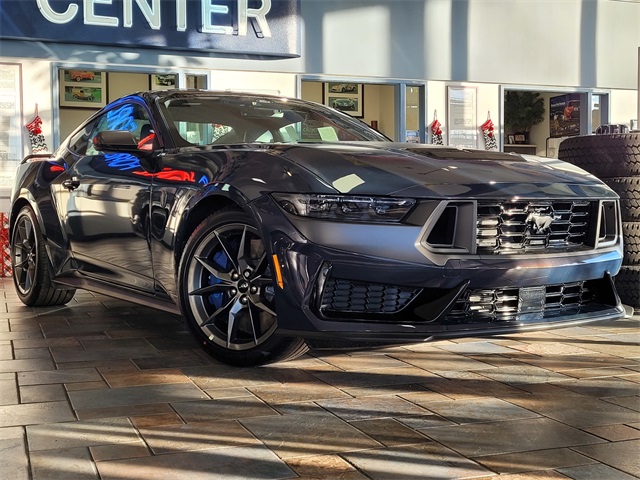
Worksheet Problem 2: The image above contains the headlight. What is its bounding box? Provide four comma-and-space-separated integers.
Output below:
272, 193, 416, 223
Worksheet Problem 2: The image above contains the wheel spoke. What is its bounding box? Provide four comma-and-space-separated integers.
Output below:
200, 295, 235, 328
24, 219, 33, 245
24, 263, 34, 291
214, 231, 239, 272
252, 297, 276, 316
236, 225, 251, 273
13, 216, 38, 294
13, 255, 29, 269
246, 302, 259, 346
195, 256, 232, 282
14, 265, 25, 288
251, 251, 269, 279
226, 298, 245, 348
189, 283, 232, 296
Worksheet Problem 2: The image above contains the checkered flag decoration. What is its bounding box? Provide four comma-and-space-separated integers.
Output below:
430, 111, 444, 145
481, 113, 498, 151
25, 105, 48, 154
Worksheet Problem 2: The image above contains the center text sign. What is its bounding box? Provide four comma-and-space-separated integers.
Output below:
0, 0, 300, 57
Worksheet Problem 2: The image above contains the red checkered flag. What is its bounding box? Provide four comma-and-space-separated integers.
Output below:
481, 112, 498, 151
25, 104, 48, 153
430, 111, 444, 145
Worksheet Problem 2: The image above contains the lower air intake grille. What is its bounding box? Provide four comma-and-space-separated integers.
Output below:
320, 279, 420, 315
445, 281, 595, 323
477, 200, 593, 254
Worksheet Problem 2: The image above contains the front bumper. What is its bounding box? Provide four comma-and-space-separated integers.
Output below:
250, 197, 625, 342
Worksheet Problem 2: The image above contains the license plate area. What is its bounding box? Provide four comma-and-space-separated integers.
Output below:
519, 286, 546, 313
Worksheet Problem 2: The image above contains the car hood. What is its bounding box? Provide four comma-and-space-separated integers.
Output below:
275, 142, 615, 199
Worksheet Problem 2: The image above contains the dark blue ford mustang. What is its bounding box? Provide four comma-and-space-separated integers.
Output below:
10, 90, 625, 366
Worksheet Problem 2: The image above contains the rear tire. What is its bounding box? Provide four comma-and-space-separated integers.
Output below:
615, 266, 640, 309
558, 133, 640, 178
178, 207, 308, 366
11, 206, 75, 306
602, 177, 640, 222
622, 222, 640, 266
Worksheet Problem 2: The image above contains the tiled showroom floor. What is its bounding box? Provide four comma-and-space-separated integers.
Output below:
0, 277, 639, 480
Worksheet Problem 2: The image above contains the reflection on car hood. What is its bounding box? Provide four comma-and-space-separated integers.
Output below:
276, 142, 615, 199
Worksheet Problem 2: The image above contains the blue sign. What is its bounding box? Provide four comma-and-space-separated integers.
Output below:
0, 0, 300, 58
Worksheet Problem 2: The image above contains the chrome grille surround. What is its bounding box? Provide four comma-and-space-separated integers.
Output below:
476, 200, 593, 254
445, 281, 595, 323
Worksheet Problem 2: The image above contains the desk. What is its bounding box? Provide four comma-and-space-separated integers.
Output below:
504, 144, 537, 155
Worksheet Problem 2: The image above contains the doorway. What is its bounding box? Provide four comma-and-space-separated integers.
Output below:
300, 79, 425, 142
502, 87, 609, 158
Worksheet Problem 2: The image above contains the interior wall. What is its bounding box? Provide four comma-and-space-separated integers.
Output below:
376, 85, 395, 140
426, 81, 500, 149
360, 84, 382, 134
59, 108, 95, 141
301, 81, 323, 104
300, 81, 397, 140
210, 71, 296, 97
107, 72, 150, 102
610, 90, 639, 130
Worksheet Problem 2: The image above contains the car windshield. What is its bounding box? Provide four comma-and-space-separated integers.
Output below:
158, 94, 388, 146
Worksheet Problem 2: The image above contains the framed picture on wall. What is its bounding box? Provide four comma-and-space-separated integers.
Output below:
0, 62, 23, 178
447, 86, 477, 148
323, 82, 363, 117
59, 69, 107, 108
150, 74, 177, 90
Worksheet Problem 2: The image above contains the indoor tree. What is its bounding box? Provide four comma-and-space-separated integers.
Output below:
504, 91, 545, 143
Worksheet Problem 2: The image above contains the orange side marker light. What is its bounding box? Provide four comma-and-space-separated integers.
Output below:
272, 254, 284, 289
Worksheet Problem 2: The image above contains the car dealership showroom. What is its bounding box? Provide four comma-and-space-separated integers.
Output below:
0, 1, 639, 479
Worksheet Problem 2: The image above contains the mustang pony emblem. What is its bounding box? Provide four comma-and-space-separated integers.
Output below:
525, 211, 556, 234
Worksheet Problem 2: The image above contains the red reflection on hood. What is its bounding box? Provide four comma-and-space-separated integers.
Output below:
134, 167, 195, 182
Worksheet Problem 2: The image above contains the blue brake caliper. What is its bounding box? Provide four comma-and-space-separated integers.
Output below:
208, 249, 229, 309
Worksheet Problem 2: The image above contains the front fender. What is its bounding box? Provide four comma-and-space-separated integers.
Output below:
10, 158, 72, 277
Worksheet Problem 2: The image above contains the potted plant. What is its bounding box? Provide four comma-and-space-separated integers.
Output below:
504, 91, 545, 144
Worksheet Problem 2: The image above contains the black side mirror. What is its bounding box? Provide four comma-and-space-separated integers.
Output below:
93, 130, 155, 157
94, 130, 137, 150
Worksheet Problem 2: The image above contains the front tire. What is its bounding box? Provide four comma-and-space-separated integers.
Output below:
178, 207, 308, 366
11, 206, 76, 306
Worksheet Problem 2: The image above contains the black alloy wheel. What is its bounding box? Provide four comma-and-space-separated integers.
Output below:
11, 206, 75, 306
179, 207, 307, 366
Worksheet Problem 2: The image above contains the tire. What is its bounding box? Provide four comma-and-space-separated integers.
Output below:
11, 206, 76, 306
615, 265, 640, 309
558, 133, 640, 178
602, 177, 640, 222
178, 207, 308, 366
622, 222, 640, 266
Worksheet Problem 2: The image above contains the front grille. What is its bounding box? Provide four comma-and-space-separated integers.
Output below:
445, 281, 595, 323
477, 200, 593, 254
320, 278, 420, 316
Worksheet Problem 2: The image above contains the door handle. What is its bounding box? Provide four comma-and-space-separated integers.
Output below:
62, 179, 80, 191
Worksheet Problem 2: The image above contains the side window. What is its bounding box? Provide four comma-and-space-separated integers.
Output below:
67, 120, 97, 156
86, 103, 153, 155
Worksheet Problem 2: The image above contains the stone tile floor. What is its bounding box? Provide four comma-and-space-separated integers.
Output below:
0, 277, 639, 480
